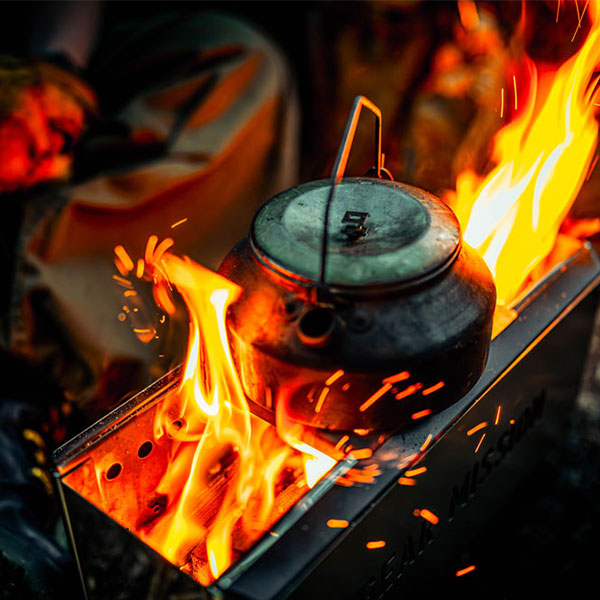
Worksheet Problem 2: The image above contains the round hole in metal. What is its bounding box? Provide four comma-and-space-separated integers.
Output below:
297, 307, 337, 347
106, 463, 122, 480
138, 441, 153, 459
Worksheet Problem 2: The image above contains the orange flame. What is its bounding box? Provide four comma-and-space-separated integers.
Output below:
446, 4, 600, 305
117, 248, 336, 584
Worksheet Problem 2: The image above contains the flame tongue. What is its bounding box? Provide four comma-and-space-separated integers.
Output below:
447, 5, 600, 305
138, 254, 333, 583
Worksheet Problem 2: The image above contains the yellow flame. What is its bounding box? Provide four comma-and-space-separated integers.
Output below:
131, 251, 335, 584
446, 6, 600, 305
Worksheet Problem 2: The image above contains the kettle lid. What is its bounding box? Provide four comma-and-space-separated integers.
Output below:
251, 177, 461, 289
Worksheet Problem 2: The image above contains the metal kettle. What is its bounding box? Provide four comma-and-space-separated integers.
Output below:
218, 96, 496, 431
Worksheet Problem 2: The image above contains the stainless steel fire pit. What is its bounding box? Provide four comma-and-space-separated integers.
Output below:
53, 240, 600, 600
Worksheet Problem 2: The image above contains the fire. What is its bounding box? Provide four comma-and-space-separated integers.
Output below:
115, 245, 335, 584
446, 2, 600, 305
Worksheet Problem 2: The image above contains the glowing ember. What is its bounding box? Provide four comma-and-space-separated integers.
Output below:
420, 434, 433, 452
395, 383, 423, 400
366, 540, 386, 549
398, 477, 417, 486
415, 508, 440, 525
411, 408, 432, 420
325, 369, 345, 386
456, 565, 477, 577
359, 383, 392, 412
421, 381, 445, 396
474, 432, 486, 453
352, 448, 373, 460
494, 405, 502, 425
170, 217, 188, 229
327, 519, 349, 528
405, 466, 427, 477
467, 421, 488, 436
446, 3, 600, 305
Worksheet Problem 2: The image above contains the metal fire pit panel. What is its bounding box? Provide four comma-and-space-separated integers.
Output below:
54, 244, 600, 600
220, 243, 600, 599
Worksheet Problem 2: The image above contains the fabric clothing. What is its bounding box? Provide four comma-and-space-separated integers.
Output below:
5, 12, 299, 421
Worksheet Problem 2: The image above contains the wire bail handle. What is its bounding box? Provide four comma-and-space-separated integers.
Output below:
319, 95, 393, 284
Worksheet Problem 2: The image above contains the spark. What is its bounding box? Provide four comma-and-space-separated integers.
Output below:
513, 75, 518, 111
112, 275, 133, 288
366, 540, 386, 549
405, 466, 427, 477
572, 0, 589, 42
114, 245, 134, 272
395, 383, 423, 400
353, 429, 370, 436
382, 371, 410, 384
123, 290, 137, 297
155, 283, 176, 315
315, 387, 330, 413
411, 409, 432, 420
334, 435, 350, 451
23, 429, 45, 447
501, 87, 505, 118
342, 383, 351, 391
398, 477, 417, 486
136, 259, 145, 279
325, 369, 345, 386
359, 383, 392, 412
474, 433, 486, 453
171, 218, 188, 229
153, 237, 175, 264
510, 419, 515, 425
114, 257, 129, 276
556, 0, 560, 23
494, 405, 502, 425
467, 421, 488, 436
422, 381, 445, 395
456, 565, 476, 577
352, 448, 373, 460
145, 235, 158, 265
416, 508, 439, 525
336, 478, 353, 487
327, 519, 349, 528
420, 433, 433, 452
118, 313, 126, 322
